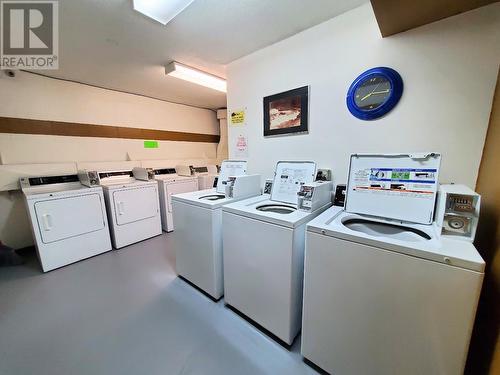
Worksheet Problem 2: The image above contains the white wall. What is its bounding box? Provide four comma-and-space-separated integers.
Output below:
0, 72, 221, 248
0, 71, 220, 165
227, 3, 500, 187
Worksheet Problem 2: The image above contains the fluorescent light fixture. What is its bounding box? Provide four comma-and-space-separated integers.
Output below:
165, 62, 227, 93
133, 0, 195, 25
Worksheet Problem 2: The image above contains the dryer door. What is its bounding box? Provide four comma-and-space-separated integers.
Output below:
166, 180, 199, 213
113, 185, 159, 225
34, 193, 106, 244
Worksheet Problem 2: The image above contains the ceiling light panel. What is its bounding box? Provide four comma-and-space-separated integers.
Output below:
165, 62, 227, 93
133, 0, 195, 25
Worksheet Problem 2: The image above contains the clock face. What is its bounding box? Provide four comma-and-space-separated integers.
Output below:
354, 75, 391, 110
347, 67, 403, 120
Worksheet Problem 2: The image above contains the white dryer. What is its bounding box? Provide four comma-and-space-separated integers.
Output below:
98, 168, 162, 249
21, 173, 112, 272
175, 164, 218, 190
301, 153, 485, 375
222, 161, 332, 345
171, 160, 260, 299
194, 165, 218, 190
153, 167, 198, 232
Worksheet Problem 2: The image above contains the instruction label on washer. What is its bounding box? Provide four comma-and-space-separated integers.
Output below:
271, 162, 316, 204
276, 167, 309, 195
352, 167, 437, 199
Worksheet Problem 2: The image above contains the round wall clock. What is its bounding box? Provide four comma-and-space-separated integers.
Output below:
346, 67, 403, 120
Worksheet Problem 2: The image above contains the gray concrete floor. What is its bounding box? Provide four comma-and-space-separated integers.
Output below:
0, 233, 320, 375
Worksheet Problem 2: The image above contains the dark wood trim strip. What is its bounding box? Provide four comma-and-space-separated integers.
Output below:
0, 116, 220, 143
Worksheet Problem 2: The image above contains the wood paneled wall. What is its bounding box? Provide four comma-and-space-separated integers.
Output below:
466, 68, 500, 375
0, 116, 220, 144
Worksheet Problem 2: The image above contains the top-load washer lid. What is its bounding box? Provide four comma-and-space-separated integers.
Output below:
345, 153, 441, 224
215, 160, 247, 194
306, 208, 485, 272
223, 194, 330, 229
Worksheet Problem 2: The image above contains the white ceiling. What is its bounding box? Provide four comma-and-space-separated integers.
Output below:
39, 0, 367, 109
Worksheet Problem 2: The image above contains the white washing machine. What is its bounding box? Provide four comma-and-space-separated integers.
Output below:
153, 167, 199, 232
171, 160, 260, 299
194, 165, 218, 190
21, 173, 112, 272
301, 153, 485, 375
222, 161, 332, 345
98, 168, 162, 249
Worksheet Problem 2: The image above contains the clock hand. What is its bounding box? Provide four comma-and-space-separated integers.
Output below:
360, 92, 372, 101
360, 82, 382, 101
371, 89, 390, 95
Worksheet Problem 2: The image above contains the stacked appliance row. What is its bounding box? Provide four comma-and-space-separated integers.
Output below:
171, 153, 485, 375
21, 162, 219, 272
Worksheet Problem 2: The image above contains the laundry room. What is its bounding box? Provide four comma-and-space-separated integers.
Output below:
0, 1, 499, 375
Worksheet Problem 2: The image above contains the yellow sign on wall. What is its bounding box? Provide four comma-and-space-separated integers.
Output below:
230, 109, 245, 126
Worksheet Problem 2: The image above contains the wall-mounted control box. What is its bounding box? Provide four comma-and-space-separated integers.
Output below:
435, 184, 480, 242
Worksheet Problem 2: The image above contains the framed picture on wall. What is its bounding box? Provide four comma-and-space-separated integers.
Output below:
263, 86, 309, 137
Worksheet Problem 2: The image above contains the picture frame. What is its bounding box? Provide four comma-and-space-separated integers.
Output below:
263, 86, 309, 137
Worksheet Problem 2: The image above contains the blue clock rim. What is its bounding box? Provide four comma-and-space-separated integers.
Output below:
346, 67, 403, 120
